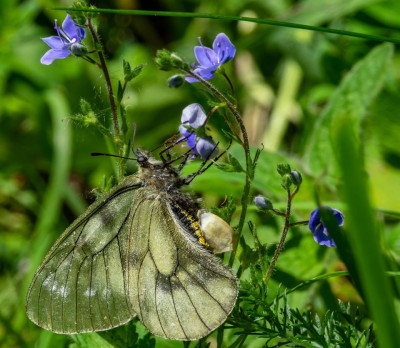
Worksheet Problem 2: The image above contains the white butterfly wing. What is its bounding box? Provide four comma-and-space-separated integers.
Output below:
26, 176, 141, 333
129, 196, 238, 341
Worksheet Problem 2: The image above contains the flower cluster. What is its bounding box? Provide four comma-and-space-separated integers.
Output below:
41, 14, 86, 65
186, 33, 236, 83
178, 104, 218, 159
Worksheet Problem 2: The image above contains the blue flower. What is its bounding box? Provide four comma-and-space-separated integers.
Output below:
186, 33, 236, 83
178, 103, 218, 159
309, 207, 344, 247
41, 14, 86, 65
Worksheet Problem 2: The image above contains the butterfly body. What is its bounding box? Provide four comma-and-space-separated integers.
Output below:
26, 149, 238, 340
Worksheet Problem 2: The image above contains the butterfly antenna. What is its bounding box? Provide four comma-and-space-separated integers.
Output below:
91, 153, 137, 161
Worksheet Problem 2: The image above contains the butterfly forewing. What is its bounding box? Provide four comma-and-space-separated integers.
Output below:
26, 176, 141, 333
130, 197, 238, 341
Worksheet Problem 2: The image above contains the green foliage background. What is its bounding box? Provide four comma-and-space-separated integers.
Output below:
2, 0, 400, 347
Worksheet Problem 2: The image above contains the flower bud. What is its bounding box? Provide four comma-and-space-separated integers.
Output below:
290, 170, 302, 186
155, 50, 187, 71
170, 53, 185, 69
70, 43, 88, 57
277, 163, 292, 176
254, 196, 273, 210
168, 74, 185, 88
281, 174, 293, 190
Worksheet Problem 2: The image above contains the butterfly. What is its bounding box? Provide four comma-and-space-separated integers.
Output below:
26, 148, 238, 341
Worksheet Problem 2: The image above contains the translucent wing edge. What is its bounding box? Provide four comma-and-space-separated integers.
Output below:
26, 176, 141, 333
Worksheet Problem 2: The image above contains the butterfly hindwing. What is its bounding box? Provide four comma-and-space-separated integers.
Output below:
130, 196, 238, 341
25, 176, 141, 333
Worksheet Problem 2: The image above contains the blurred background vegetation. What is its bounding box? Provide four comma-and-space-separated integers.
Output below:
2, 0, 400, 347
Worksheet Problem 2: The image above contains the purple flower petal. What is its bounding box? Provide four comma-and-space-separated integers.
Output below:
40, 48, 71, 65
42, 36, 68, 49
195, 66, 217, 80
41, 14, 86, 65
187, 33, 235, 83
332, 209, 344, 226
313, 231, 336, 247
62, 14, 85, 41
185, 66, 217, 83
181, 103, 207, 128
194, 46, 218, 67
196, 137, 218, 159
308, 208, 321, 232
308, 207, 344, 248
178, 125, 197, 155
185, 75, 199, 83
213, 33, 236, 64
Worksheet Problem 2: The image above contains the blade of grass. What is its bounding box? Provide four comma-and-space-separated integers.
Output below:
54, 8, 400, 45
332, 119, 400, 347
20, 90, 72, 330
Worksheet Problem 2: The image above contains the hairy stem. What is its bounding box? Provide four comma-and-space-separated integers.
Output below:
182, 69, 252, 268
272, 208, 286, 217
289, 220, 308, 227
87, 18, 120, 143
265, 189, 292, 284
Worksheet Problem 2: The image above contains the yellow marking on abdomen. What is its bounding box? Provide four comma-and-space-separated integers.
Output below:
180, 209, 209, 247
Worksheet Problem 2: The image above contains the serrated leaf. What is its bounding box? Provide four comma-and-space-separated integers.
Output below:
126, 64, 146, 81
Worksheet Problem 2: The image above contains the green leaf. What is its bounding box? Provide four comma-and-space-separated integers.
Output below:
332, 119, 400, 347
125, 64, 146, 81
210, 196, 236, 224
70, 333, 114, 348
304, 43, 393, 181
117, 80, 123, 103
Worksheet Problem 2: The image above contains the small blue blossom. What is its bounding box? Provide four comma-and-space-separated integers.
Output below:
178, 103, 218, 159
309, 207, 344, 247
186, 33, 236, 83
41, 14, 86, 65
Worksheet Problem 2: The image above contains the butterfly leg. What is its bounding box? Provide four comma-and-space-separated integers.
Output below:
183, 139, 232, 185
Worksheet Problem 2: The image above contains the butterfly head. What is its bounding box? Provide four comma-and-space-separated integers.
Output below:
135, 148, 161, 168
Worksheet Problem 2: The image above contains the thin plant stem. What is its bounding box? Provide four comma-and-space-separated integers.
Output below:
222, 71, 235, 96
181, 69, 252, 268
289, 220, 308, 227
87, 18, 120, 143
265, 189, 292, 284
272, 208, 286, 217
203, 105, 220, 126
82, 55, 101, 68
290, 185, 300, 200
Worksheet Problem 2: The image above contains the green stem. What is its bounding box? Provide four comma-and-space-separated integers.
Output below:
182, 69, 252, 268
288, 220, 308, 227
222, 71, 235, 96
265, 189, 292, 284
57, 8, 400, 45
87, 18, 120, 143
82, 55, 101, 68
272, 208, 286, 217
